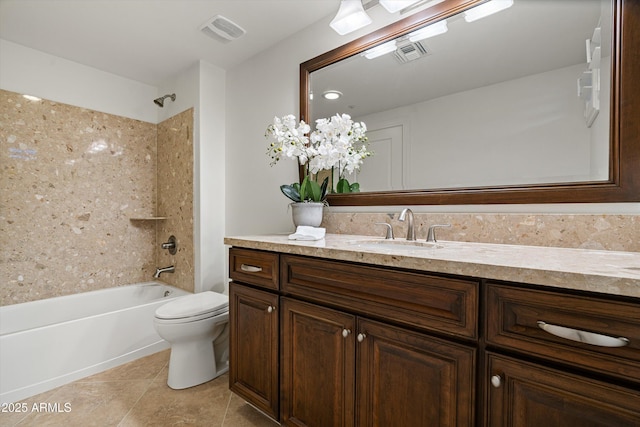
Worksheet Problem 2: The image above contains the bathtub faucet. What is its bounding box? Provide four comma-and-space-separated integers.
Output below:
154, 265, 175, 278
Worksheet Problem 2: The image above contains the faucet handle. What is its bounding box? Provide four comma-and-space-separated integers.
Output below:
426, 224, 451, 243
375, 222, 394, 240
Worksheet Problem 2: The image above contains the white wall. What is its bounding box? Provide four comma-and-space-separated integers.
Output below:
359, 63, 606, 189
0, 39, 158, 123
195, 61, 227, 294
225, 7, 406, 236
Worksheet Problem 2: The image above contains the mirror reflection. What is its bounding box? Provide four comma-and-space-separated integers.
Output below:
309, 0, 612, 192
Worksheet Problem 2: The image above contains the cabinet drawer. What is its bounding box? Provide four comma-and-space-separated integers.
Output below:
229, 248, 279, 290
486, 283, 640, 383
281, 254, 479, 340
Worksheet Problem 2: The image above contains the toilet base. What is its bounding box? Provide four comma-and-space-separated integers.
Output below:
167, 340, 226, 389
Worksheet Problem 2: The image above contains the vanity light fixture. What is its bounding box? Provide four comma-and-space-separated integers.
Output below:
364, 39, 398, 59
323, 90, 343, 100
379, 0, 422, 14
330, 0, 372, 35
463, 0, 513, 22
408, 19, 448, 42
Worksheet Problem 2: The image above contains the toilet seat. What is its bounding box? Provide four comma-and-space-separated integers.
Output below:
155, 291, 229, 322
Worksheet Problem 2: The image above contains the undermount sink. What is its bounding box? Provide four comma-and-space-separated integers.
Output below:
349, 239, 444, 250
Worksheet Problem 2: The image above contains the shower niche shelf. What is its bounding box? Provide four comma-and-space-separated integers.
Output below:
129, 216, 167, 221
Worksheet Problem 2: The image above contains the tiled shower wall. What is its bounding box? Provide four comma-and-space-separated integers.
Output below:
155, 109, 194, 293
0, 89, 194, 306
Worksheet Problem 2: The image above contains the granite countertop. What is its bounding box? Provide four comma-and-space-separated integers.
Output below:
224, 234, 640, 299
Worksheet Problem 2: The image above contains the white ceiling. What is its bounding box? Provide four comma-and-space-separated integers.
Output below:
0, 0, 339, 86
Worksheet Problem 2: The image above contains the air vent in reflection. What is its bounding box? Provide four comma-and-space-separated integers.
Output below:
394, 41, 430, 63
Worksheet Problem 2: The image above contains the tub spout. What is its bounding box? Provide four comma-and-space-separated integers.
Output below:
154, 265, 175, 278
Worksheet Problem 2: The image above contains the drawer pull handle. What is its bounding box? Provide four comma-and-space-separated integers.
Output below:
342, 329, 351, 338
357, 333, 367, 342
267, 306, 276, 313
537, 321, 630, 348
240, 264, 262, 273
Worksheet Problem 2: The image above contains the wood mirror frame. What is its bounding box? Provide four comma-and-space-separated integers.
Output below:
300, 0, 639, 206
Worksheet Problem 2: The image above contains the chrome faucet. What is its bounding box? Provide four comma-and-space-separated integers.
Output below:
426, 224, 452, 243
153, 265, 175, 278
398, 208, 416, 241
375, 222, 395, 240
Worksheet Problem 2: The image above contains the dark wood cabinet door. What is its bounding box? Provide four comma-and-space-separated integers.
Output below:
281, 297, 356, 427
356, 318, 476, 427
486, 353, 640, 427
229, 282, 279, 421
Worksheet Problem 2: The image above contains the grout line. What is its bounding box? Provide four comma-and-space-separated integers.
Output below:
221, 389, 234, 426
117, 356, 169, 427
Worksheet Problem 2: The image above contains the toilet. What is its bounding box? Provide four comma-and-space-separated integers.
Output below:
153, 291, 230, 389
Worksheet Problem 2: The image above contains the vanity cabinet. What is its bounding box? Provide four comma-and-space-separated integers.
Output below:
228, 246, 640, 426
229, 248, 280, 420
281, 298, 475, 427
485, 283, 640, 426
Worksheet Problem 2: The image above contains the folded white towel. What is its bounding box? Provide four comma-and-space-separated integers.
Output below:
288, 226, 326, 241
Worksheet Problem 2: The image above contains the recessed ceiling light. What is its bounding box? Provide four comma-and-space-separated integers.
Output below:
323, 90, 343, 100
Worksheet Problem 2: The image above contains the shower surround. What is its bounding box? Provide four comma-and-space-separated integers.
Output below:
0, 89, 194, 306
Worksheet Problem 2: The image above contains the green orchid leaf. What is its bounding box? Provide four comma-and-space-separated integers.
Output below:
280, 184, 302, 202
349, 182, 360, 192
336, 178, 350, 193
320, 177, 329, 200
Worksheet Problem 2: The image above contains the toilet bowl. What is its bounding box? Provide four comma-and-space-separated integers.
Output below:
153, 291, 229, 389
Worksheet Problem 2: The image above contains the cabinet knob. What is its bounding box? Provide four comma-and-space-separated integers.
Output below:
357, 333, 367, 342
342, 329, 351, 338
267, 305, 276, 313
490, 375, 502, 388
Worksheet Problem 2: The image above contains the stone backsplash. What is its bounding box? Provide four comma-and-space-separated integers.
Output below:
322, 211, 639, 252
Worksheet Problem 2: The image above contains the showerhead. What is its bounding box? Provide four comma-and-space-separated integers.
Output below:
153, 93, 176, 107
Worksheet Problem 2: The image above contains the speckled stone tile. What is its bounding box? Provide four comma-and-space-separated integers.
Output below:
155, 109, 195, 293
322, 211, 640, 252
1, 89, 157, 305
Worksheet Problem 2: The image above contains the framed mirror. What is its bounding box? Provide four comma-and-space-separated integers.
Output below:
300, 0, 639, 205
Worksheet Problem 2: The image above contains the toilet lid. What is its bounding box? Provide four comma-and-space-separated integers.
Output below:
155, 291, 229, 320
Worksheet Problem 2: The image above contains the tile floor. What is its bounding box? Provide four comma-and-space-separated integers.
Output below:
0, 350, 279, 426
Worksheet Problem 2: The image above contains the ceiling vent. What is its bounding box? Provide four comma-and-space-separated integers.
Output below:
394, 41, 430, 63
200, 15, 246, 42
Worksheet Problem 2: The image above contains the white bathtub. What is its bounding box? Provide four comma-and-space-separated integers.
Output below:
0, 282, 189, 403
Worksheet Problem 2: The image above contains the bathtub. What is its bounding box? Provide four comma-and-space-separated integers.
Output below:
0, 282, 189, 403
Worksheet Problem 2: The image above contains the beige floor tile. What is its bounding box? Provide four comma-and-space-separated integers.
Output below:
15, 380, 151, 427
222, 393, 279, 427
0, 388, 61, 427
1, 351, 277, 427
82, 350, 170, 382
118, 368, 231, 427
